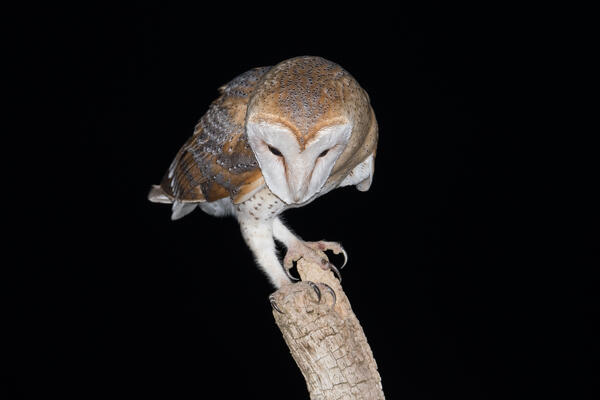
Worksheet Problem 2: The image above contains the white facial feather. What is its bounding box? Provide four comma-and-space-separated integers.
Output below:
246, 122, 297, 203
247, 122, 352, 205
302, 124, 352, 201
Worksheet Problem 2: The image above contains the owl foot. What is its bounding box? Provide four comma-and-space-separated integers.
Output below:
304, 241, 348, 269
269, 282, 337, 314
283, 241, 343, 282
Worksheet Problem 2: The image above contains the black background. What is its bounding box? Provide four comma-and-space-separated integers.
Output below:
5, 3, 595, 399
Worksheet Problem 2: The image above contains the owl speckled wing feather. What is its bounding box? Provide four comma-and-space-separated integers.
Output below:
149, 67, 271, 219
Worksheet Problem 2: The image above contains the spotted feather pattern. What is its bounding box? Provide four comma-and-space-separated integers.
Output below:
158, 67, 271, 204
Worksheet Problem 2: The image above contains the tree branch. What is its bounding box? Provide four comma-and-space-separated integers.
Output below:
269, 258, 385, 399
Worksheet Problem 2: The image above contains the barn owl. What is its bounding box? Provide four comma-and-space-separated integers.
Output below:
149, 56, 378, 289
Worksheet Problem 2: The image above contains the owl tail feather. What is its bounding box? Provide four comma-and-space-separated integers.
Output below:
148, 185, 197, 220
148, 185, 172, 204
171, 201, 197, 220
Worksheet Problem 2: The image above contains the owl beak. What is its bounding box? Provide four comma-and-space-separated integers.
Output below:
292, 191, 305, 203
289, 180, 308, 203
287, 170, 310, 203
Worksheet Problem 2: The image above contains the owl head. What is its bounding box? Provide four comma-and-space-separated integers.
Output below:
246, 56, 376, 205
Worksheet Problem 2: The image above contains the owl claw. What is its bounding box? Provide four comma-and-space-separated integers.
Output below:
327, 263, 342, 283
339, 248, 348, 269
307, 281, 321, 302
269, 294, 284, 314
283, 253, 300, 282
307, 282, 336, 307
322, 283, 337, 307
284, 266, 300, 282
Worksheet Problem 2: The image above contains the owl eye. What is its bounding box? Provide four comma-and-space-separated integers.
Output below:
318, 149, 330, 158
268, 145, 283, 157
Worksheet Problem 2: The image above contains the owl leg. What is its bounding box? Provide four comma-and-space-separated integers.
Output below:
239, 217, 291, 289
272, 218, 343, 281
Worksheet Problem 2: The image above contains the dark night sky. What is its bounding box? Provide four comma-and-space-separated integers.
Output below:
5, 3, 594, 399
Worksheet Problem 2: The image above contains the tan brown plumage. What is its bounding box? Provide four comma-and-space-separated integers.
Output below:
151, 66, 269, 206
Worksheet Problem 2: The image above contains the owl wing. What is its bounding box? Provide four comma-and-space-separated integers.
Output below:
148, 67, 271, 218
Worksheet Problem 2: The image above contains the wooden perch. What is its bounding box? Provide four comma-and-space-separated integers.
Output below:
269, 258, 385, 400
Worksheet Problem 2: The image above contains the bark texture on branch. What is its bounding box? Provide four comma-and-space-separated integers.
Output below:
270, 258, 384, 400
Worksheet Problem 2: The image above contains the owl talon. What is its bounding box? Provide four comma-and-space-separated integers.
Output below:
284, 266, 300, 282
307, 281, 321, 302
307, 282, 336, 307
327, 263, 342, 283
269, 294, 284, 314
322, 283, 337, 307
339, 247, 348, 269
283, 252, 300, 282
